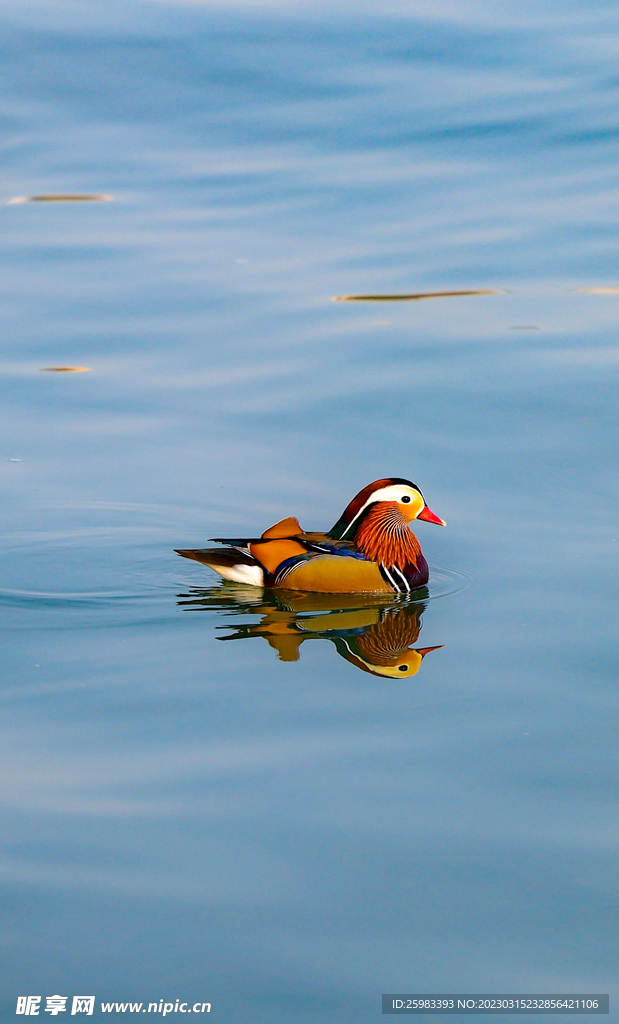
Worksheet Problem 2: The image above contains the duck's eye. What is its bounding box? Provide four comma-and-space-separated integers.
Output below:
401, 495, 411, 503
399, 664, 408, 671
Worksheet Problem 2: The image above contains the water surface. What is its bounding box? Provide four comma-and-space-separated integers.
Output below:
1, 0, 618, 1021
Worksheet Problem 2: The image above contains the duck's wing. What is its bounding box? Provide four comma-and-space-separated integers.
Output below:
176, 517, 309, 586
207, 536, 263, 547
297, 531, 362, 556
207, 516, 360, 552
175, 517, 366, 588
176, 547, 256, 566
208, 516, 305, 550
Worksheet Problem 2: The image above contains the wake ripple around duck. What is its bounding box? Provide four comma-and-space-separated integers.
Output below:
0, 526, 473, 614
0, 529, 164, 613
174, 561, 473, 614
426, 561, 474, 601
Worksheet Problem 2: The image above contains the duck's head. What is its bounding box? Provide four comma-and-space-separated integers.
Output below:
329, 477, 446, 540
337, 641, 444, 678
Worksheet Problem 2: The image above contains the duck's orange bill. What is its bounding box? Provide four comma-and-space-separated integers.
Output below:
417, 505, 446, 526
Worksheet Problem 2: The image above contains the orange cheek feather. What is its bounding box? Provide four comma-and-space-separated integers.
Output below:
354, 504, 422, 569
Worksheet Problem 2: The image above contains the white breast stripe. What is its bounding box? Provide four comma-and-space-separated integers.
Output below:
380, 565, 400, 593
391, 566, 411, 593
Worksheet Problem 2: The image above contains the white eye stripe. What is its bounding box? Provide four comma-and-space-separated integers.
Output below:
341, 484, 423, 538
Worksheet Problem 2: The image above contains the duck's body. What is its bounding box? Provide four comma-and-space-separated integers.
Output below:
176, 477, 445, 595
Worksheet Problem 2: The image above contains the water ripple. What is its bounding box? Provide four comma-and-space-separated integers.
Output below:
426, 561, 475, 600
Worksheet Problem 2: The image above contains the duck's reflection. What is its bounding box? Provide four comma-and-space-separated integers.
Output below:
177, 585, 443, 678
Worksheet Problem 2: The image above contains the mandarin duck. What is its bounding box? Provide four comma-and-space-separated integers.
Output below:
207, 591, 444, 677
175, 477, 445, 595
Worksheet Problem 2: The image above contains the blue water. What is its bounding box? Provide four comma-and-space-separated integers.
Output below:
1, 1, 618, 1021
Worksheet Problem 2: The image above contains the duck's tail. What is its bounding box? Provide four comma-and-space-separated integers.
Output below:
175, 547, 264, 586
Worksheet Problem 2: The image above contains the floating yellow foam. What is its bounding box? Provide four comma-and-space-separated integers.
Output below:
331, 289, 506, 302
9, 194, 112, 204
574, 286, 619, 294
41, 366, 92, 372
